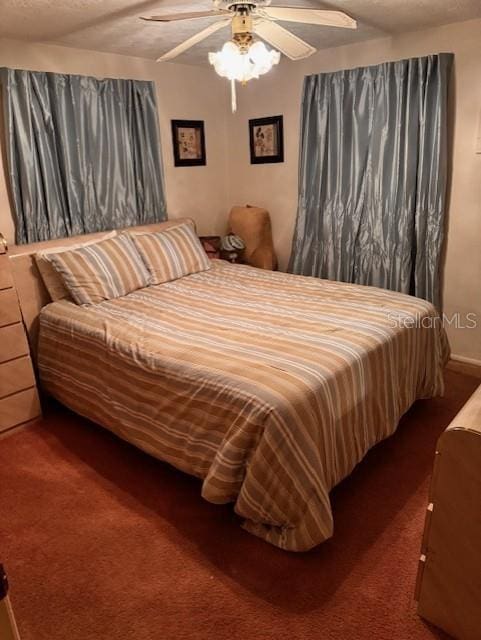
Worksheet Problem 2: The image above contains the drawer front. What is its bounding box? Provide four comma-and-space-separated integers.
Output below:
0, 255, 13, 290
0, 289, 21, 328
0, 356, 36, 398
0, 324, 29, 364
0, 387, 41, 432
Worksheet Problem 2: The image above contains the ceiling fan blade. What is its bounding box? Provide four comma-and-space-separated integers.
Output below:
141, 10, 228, 23
157, 19, 230, 62
254, 19, 316, 60
263, 8, 356, 29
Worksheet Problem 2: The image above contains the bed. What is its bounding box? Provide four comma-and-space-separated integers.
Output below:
24, 226, 449, 552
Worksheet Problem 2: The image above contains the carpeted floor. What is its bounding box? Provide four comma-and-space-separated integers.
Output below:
0, 369, 478, 640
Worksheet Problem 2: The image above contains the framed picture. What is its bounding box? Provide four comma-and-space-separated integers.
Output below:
171, 120, 206, 167
249, 115, 284, 164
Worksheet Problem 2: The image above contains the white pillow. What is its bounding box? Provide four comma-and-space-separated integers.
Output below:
35, 231, 117, 301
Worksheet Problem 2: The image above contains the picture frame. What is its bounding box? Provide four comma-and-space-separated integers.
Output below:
171, 120, 206, 167
249, 115, 284, 164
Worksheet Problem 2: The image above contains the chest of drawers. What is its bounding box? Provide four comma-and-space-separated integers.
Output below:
0, 236, 41, 433
415, 383, 481, 639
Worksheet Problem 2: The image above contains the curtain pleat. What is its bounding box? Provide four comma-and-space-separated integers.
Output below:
1, 68, 167, 244
289, 53, 453, 309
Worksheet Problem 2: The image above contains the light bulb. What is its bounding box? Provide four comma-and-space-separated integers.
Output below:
209, 39, 280, 84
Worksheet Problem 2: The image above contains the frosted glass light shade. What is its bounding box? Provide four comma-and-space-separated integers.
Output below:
208, 40, 280, 83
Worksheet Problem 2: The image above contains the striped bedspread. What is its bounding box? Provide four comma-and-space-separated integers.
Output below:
38, 261, 449, 551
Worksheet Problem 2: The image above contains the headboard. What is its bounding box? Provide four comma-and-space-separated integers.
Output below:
8, 217, 195, 361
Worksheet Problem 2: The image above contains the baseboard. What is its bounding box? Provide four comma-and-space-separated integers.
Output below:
447, 355, 481, 379
450, 354, 481, 367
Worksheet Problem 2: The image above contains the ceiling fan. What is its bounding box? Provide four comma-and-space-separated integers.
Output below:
141, 1, 357, 63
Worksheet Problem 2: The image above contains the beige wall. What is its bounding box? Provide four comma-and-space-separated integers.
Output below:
227, 18, 481, 362
0, 37, 230, 244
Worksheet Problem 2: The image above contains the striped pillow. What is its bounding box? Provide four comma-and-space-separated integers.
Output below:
130, 222, 211, 285
48, 234, 151, 305
35, 231, 117, 302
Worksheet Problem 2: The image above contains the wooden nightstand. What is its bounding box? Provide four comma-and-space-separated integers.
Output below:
0, 233, 41, 434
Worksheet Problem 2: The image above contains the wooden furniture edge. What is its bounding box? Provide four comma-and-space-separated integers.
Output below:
0, 565, 21, 640
416, 383, 481, 639
0, 233, 43, 431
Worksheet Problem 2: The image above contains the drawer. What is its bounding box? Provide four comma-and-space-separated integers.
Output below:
0, 356, 36, 398
0, 387, 41, 432
0, 324, 29, 364
0, 289, 21, 328
0, 255, 13, 290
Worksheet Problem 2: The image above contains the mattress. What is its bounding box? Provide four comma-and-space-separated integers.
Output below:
38, 260, 449, 551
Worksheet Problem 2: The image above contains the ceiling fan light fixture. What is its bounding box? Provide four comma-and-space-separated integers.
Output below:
149, 1, 356, 112
209, 38, 279, 112
208, 39, 280, 83
209, 34, 281, 113
249, 40, 280, 73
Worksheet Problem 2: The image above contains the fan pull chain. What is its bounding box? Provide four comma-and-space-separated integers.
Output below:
231, 79, 237, 113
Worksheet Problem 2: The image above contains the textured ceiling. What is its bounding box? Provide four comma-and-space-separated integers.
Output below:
1, 0, 481, 65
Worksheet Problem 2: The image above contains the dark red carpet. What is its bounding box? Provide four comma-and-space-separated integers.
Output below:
0, 370, 477, 640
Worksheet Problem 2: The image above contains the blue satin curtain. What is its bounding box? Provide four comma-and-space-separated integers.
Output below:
1, 68, 167, 244
289, 53, 453, 309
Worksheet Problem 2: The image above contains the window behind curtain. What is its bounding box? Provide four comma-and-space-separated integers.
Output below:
289, 54, 453, 310
1, 68, 167, 244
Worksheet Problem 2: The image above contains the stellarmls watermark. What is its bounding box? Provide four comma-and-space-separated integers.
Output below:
388, 312, 478, 330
